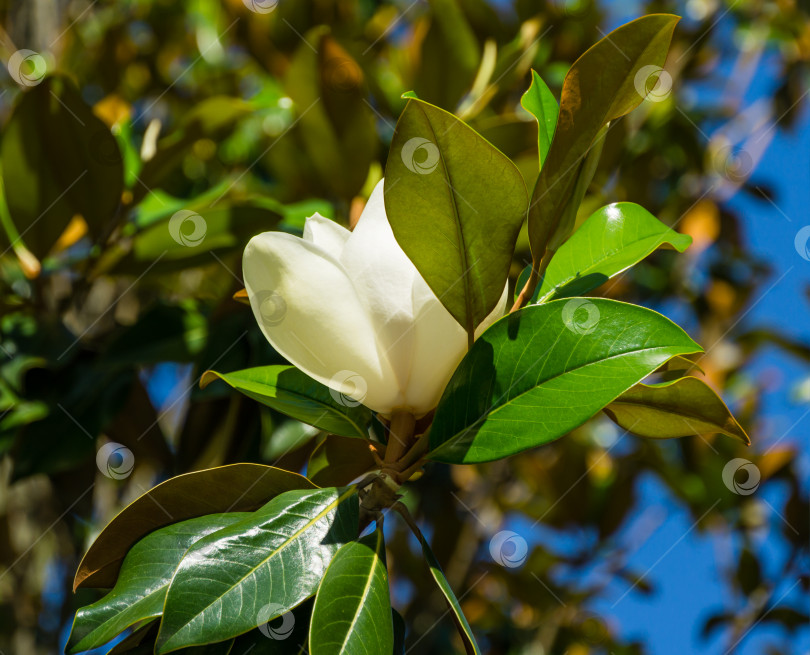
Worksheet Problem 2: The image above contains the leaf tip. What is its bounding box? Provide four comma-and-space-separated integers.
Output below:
199, 370, 221, 390
233, 288, 250, 305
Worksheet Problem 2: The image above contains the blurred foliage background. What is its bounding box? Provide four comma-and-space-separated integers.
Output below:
0, 0, 808, 653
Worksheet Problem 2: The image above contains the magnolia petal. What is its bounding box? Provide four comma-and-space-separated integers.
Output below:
303, 213, 350, 258
477, 282, 509, 338
406, 281, 509, 415
243, 231, 402, 413
340, 180, 419, 394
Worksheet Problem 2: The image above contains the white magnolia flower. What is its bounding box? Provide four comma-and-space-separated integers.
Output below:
243, 179, 507, 417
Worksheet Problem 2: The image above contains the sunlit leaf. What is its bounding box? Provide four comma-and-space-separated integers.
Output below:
157, 487, 359, 652
201, 365, 372, 439
534, 202, 692, 302
67, 514, 245, 653
428, 299, 702, 463
521, 70, 558, 169
309, 526, 393, 655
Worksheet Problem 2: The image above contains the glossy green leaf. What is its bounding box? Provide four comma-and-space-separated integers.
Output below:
528, 15, 679, 260
307, 434, 380, 487
67, 514, 246, 653
384, 98, 528, 338
521, 70, 558, 169
201, 366, 372, 439
428, 299, 702, 463
410, 521, 480, 654
75, 464, 316, 590
534, 202, 692, 302
1, 75, 123, 258
309, 526, 393, 655
157, 487, 359, 653
604, 375, 750, 444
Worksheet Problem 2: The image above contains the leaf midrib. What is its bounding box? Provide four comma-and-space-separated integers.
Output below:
416, 102, 475, 340
337, 530, 384, 654
162, 487, 356, 650
440, 342, 695, 448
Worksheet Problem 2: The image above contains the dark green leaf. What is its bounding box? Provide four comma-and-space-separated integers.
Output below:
157, 487, 359, 653
603, 375, 749, 444
1, 75, 123, 258
201, 366, 372, 439
534, 202, 692, 302
309, 526, 393, 655
527, 15, 679, 260
520, 70, 558, 169
428, 299, 702, 463
384, 98, 528, 337
67, 514, 246, 653
307, 434, 380, 487
75, 464, 316, 590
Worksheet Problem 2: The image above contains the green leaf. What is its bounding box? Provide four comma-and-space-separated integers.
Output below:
427, 298, 702, 463
74, 464, 316, 591
527, 14, 679, 260
534, 202, 692, 302
604, 376, 750, 444
201, 366, 372, 439
384, 98, 528, 339
157, 487, 359, 653
520, 70, 558, 169
1, 75, 123, 258
309, 526, 393, 655
67, 514, 246, 653
409, 520, 480, 654
307, 434, 380, 487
